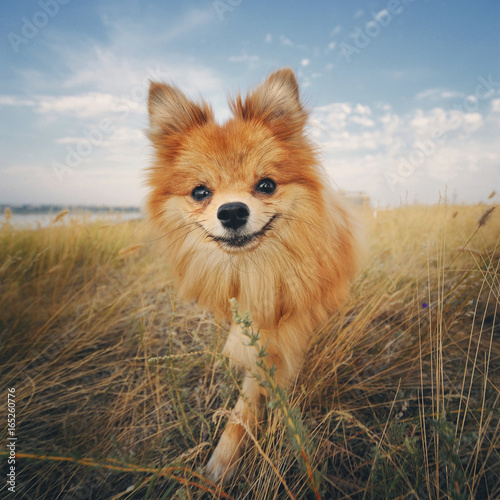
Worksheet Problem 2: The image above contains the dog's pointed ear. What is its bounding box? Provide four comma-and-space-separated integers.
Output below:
148, 82, 214, 141
229, 68, 308, 140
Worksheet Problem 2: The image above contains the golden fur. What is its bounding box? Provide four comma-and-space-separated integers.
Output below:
146, 68, 359, 482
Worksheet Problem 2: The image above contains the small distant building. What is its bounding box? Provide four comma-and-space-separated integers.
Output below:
340, 191, 370, 206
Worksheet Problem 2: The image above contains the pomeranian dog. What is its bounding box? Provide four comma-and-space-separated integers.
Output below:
146, 68, 359, 483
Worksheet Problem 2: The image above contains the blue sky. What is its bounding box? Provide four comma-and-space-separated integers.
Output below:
1, 0, 499, 207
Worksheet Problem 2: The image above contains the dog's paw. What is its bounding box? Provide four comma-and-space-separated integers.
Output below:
205, 428, 243, 484
206, 453, 237, 484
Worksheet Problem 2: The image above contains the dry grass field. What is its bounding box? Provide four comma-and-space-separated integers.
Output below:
0, 203, 499, 499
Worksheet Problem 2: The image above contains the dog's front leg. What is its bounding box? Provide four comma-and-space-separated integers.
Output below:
206, 322, 303, 483
206, 373, 262, 483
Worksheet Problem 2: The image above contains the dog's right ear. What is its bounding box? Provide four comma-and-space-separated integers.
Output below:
147, 82, 214, 141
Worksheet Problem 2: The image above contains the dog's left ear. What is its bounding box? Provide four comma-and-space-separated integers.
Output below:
230, 68, 308, 140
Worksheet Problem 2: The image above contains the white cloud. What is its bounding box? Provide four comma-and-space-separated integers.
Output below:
103, 127, 147, 164
491, 98, 500, 112
330, 25, 342, 36
265, 33, 272, 43
36, 93, 141, 118
327, 41, 336, 52
354, 104, 371, 116
309, 98, 500, 204
415, 88, 464, 101
0, 96, 36, 107
39, 7, 224, 99
61, 47, 224, 98
350, 115, 375, 127
301, 59, 310, 67
443, 91, 465, 99
311, 102, 353, 132
56, 136, 92, 145
0, 163, 146, 206
279, 35, 294, 47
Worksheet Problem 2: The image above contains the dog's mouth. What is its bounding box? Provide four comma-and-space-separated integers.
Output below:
208, 214, 277, 249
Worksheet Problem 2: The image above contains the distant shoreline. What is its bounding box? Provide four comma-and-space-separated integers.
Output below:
0, 204, 142, 215
1, 205, 143, 229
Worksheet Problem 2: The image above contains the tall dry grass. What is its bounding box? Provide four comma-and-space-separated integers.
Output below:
0, 203, 499, 499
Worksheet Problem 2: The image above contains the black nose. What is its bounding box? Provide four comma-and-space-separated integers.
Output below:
217, 202, 250, 230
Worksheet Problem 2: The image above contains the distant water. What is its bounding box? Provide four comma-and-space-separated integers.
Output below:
2, 210, 143, 230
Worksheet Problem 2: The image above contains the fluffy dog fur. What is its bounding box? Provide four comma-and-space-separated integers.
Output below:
146, 68, 359, 482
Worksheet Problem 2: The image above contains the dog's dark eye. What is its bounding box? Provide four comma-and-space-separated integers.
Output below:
191, 185, 212, 201
255, 178, 276, 195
